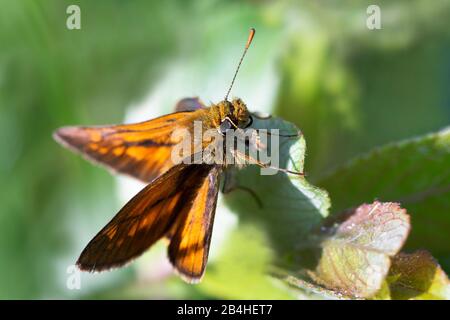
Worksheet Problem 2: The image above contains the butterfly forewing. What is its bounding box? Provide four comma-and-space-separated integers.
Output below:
54, 111, 196, 183
168, 165, 221, 282
77, 163, 217, 272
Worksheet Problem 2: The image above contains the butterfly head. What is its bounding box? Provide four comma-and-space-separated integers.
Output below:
217, 98, 252, 134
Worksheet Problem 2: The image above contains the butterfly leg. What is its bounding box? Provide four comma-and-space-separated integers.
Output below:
221, 168, 263, 208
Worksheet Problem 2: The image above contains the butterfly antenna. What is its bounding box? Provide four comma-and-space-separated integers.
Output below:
224, 28, 256, 101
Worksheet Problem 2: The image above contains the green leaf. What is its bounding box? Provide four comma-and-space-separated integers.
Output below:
223, 116, 330, 264
375, 250, 450, 300
317, 128, 450, 265
308, 202, 410, 298
196, 116, 331, 298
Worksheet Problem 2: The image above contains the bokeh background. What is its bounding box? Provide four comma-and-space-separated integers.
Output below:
0, 0, 449, 299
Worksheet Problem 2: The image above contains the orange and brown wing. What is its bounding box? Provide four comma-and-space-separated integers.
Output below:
77, 163, 217, 272
53, 111, 195, 183
168, 166, 221, 283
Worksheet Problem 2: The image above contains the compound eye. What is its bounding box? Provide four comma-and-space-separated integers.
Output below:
219, 118, 233, 135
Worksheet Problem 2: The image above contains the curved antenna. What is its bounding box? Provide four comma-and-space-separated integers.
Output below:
224, 28, 256, 101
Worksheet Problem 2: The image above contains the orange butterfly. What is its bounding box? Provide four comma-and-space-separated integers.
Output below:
54, 28, 301, 283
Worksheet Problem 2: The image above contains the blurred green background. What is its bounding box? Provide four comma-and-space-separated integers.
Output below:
0, 0, 449, 299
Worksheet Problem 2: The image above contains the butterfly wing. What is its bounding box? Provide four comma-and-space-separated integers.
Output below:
77, 163, 217, 272
175, 97, 206, 112
54, 111, 196, 183
167, 165, 221, 283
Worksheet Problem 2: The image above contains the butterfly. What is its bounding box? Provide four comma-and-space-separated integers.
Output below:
54, 28, 302, 283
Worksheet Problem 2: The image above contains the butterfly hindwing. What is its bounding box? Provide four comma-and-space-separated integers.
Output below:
168, 165, 221, 282
76, 163, 217, 272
